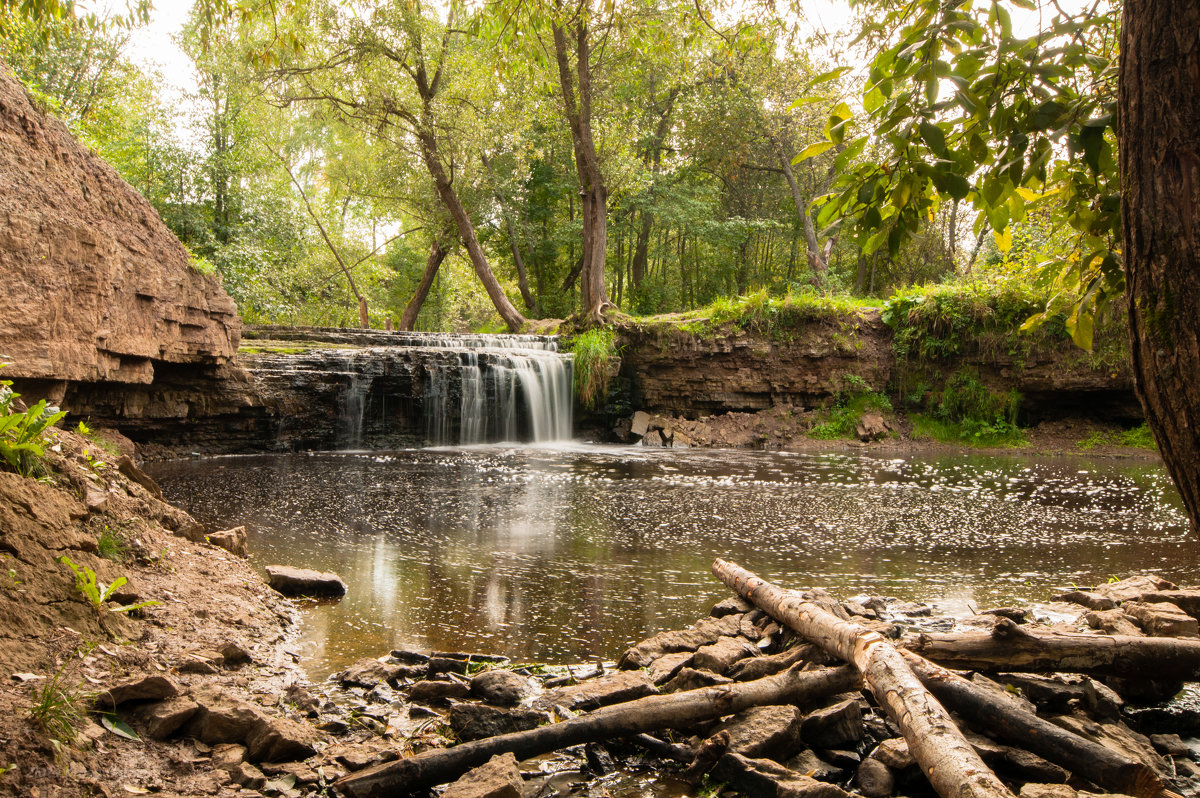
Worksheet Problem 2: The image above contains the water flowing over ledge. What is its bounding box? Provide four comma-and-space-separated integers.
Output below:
240, 327, 573, 450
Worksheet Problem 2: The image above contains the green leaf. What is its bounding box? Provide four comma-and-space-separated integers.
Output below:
789, 95, 825, 110
993, 226, 1013, 252
806, 66, 852, 89
100, 714, 141, 741
944, 172, 971, 200
793, 140, 836, 164
919, 121, 946, 155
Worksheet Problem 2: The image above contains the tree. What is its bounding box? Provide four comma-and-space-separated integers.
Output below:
1119, 0, 1200, 532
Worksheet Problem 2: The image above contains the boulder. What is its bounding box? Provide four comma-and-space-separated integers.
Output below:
264, 565, 346, 597
855, 758, 895, 798
630, 411, 651, 437
133, 697, 201, 739
647, 651, 694, 685
540, 670, 658, 711
470, 669, 537, 706
442, 753, 523, 798
187, 689, 318, 762
1085, 608, 1144, 636
855, 413, 890, 442
207, 526, 248, 557
408, 680, 470, 703
618, 614, 742, 668
450, 704, 551, 742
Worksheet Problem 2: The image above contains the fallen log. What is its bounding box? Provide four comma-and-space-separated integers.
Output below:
905, 616, 1200, 681
900, 650, 1181, 798
712, 558, 1016, 798
335, 663, 860, 798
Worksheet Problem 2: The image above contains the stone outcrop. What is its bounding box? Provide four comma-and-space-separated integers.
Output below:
0, 65, 240, 390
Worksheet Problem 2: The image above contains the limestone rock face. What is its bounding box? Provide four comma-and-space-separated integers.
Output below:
0, 66, 239, 385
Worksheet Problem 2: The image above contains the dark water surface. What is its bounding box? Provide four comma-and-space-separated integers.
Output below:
149, 446, 1199, 678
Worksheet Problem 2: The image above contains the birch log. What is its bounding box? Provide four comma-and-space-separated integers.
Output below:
711, 558, 1016, 798
901, 651, 1181, 798
335, 663, 859, 798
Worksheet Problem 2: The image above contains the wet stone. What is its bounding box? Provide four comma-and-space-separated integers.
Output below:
264, 565, 347, 598
337, 657, 403, 688
711, 596, 754, 617
429, 656, 470, 677
389, 647, 431, 666
785, 750, 847, 782
408, 679, 470, 703
450, 704, 550, 742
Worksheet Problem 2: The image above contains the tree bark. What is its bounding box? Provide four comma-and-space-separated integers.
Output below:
552, 10, 609, 323
334, 664, 859, 798
399, 238, 449, 331
904, 616, 1200, 681
901, 651, 1177, 798
1120, 0, 1200, 532
712, 559, 1016, 798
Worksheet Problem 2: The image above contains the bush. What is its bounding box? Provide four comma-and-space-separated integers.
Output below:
910, 370, 1025, 446
0, 365, 66, 478
810, 374, 893, 440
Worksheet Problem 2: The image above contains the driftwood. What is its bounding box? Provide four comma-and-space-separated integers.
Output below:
712, 558, 1016, 798
901, 651, 1181, 798
335, 663, 859, 798
906, 616, 1200, 680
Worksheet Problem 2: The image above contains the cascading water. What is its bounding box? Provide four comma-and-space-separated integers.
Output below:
423, 335, 573, 445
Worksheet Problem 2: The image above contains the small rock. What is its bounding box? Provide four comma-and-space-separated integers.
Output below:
470, 669, 537, 706
408, 680, 470, 703
260, 762, 320, 785
450, 704, 550, 741
643, 429, 664, 447
647, 651, 694, 685
630, 411, 651, 438
134, 697, 201, 739
1149, 732, 1189, 756
390, 647, 431, 666
871, 738, 914, 770
1019, 786, 1077, 798
211, 743, 248, 769
230, 761, 268, 789
264, 565, 347, 597
855, 758, 894, 798
428, 656, 470, 677
207, 526, 248, 557
221, 642, 253, 666
800, 699, 863, 749
713, 705, 802, 759
337, 658, 403, 689
713, 753, 851, 798
284, 684, 320, 716
785, 750, 846, 782
442, 752, 523, 798
95, 675, 178, 708
692, 636, 760, 675
1054, 590, 1116, 611
116, 456, 164, 499
1085, 608, 1144, 636
1123, 601, 1199, 637
855, 413, 890, 442
584, 742, 616, 775
661, 667, 733, 693
982, 607, 1030, 623
711, 597, 753, 617
540, 670, 658, 711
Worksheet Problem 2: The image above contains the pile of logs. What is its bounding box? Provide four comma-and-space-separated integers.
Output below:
335, 563, 1200, 798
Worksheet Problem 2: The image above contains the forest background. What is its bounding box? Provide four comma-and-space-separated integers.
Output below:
0, 0, 1120, 345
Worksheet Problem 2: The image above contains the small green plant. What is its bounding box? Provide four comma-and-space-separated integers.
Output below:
96, 527, 127, 563
58, 555, 159, 614
0, 364, 67, 478
74, 420, 93, 437
29, 645, 95, 744
1077, 423, 1157, 451
910, 371, 1026, 446
809, 374, 893, 440
570, 329, 621, 410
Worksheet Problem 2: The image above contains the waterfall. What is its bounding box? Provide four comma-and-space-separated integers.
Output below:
422, 336, 573, 445
338, 372, 373, 450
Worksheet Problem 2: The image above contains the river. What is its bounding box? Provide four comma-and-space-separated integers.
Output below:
149, 445, 1197, 678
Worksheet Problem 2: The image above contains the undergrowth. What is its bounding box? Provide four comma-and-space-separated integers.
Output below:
0, 363, 67, 478
1078, 423, 1157, 450
809, 374, 892, 439
29, 645, 95, 745
910, 371, 1025, 447
570, 329, 621, 410
639, 287, 878, 341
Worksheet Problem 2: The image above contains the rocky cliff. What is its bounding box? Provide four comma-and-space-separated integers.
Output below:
0, 65, 240, 402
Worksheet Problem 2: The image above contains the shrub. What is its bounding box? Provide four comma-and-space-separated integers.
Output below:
810, 374, 892, 440
0, 365, 67, 478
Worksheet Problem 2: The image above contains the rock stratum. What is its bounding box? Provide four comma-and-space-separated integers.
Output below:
0, 65, 241, 401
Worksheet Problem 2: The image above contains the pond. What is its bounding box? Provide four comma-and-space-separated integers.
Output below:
149, 445, 1199, 679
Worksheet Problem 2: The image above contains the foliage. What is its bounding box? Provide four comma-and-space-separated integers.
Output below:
28, 644, 95, 745
1078, 423, 1157, 451
0, 366, 67, 478
804, 0, 1121, 350
809, 374, 892, 439
911, 371, 1025, 447
570, 329, 621, 410
58, 555, 159, 614
96, 527, 127, 563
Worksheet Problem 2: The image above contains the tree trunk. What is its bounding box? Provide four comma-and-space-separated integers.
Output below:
399, 238, 449, 331
482, 153, 538, 313
904, 616, 1200, 681
418, 133, 525, 332
776, 146, 832, 283
902, 651, 1178, 798
712, 559, 1016, 798
552, 13, 609, 324
335, 664, 859, 798
1120, 0, 1200, 532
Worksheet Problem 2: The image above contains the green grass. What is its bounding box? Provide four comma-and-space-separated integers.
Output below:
1078, 423, 1157, 450
96, 527, 126, 562
809, 374, 892, 440
911, 414, 1027, 447
636, 287, 880, 341
569, 329, 621, 409
29, 647, 94, 744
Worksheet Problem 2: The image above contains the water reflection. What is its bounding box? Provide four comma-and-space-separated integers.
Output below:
149, 446, 1198, 678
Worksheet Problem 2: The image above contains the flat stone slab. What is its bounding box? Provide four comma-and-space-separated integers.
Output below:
540, 670, 658, 711
265, 565, 346, 597
443, 753, 523, 798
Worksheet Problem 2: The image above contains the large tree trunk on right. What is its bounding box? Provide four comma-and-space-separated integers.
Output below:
712, 559, 1015, 798
1120, 0, 1200, 532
